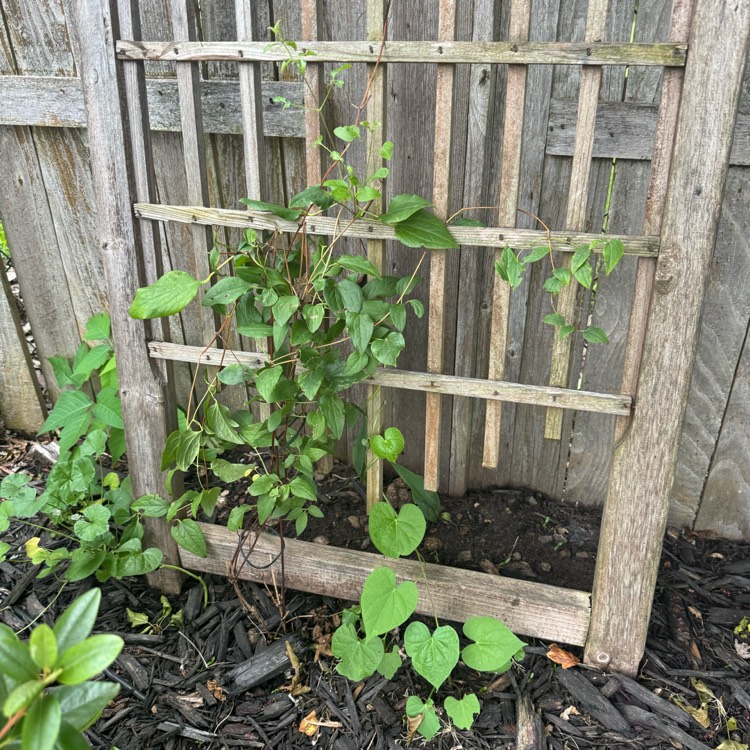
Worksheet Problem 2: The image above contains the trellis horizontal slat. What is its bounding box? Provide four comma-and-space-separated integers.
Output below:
116, 40, 687, 66
179, 522, 592, 644
148, 342, 632, 415
0, 75, 303, 137
133, 203, 660, 255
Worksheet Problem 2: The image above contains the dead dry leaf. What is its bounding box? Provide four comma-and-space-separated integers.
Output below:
560, 705, 580, 721
715, 742, 748, 750
672, 696, 710, 729
687, 606, 703, 621
691, 678, 717, 704
546, 643, 580, 669
299, 710, 318, 737
406, 713, 423, 744
206, 679, 227, 701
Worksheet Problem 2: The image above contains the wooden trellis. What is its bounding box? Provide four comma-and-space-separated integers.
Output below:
73, 0, 749, 676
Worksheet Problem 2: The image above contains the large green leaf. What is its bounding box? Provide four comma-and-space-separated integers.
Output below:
0, 625, 37, 682
444, 693, 480, 730
201, 276, 252, 307
394, 209, 458, 249
370, 332, 405, 367
390, 463, 441, 522
4, 679, 44, 716
331, 625, 384, 682
170, 519, 207, 558
404, 622, 459, 690
57, 635, 123, 685
379, 195, 431, 225
368, 502, 425, 558
462, 616, 526, 672
319, 393, 345, 439
71, 345, 111, 387
29, 624, 57, 671
369, 427, 404, 463
272, 295, 300, 326
55, 721, 90, 750
240, 198, 301, 222
347, 312, 374, 354
256, 366, 282, 404
405, 696, 439, 741
336, 255, 380, 277
40, 390, 92, 433
53, 590, 101, 654
21, 692, 60, 750
83, 312, 111, 341
205, 401, 243, 444
93, 387, 123, 429
129, 270, 202, 319
73, 505, 111, 542
52, 682, 119, 731
361, 568, 418, 637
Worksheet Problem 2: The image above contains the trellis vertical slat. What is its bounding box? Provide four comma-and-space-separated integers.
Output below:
614, 0, 695, 443
170, 0, 215, 349
365, 0, 388, 509
74, 0, 181, 593
544, 0, 608, 440
585, 0, 750, 675
482, 0, 532, 469
423, 0, 456, 492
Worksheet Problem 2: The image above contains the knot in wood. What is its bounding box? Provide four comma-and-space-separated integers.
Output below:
654, 259, 675, 294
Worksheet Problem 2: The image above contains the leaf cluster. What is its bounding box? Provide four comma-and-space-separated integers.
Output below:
0, 314, 163, 582
0, 589, 123, 750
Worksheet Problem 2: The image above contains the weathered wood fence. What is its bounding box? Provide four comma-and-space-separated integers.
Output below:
2, 0, 748, 541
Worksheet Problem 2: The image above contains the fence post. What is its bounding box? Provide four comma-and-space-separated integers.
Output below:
584, 0, 750, 675
73, 0, 183, 594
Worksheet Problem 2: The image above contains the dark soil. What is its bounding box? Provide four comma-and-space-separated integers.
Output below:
2, 429, 749, 749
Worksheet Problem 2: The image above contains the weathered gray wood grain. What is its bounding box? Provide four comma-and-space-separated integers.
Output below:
0, 263, 46, 433
73, 0, 183, 591
586, 0, 750, 675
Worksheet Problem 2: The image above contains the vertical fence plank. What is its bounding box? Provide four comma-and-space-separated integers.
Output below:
481, 0, 531, 469
423, 0, 456, 492
365, 0, 387, 508
74, 0, 182, 593
585, 0, 750, 675
544, 0, 608, 440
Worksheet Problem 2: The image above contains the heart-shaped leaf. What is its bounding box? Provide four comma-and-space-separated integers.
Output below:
331, 624, 384, 682
405, 696, 440, 741
444, 693, 480, 730
370, 427, 404, 462
130, 270, 202, 319
361, 567, 418, 637
404, 622, 459, 690
462, 616, 526, 672
369, 502, 426, 558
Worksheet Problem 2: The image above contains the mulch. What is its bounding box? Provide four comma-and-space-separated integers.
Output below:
1, 428, 749, 749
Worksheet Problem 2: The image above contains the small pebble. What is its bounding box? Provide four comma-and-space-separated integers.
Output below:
347, 515, 361, 528
479, 559, 500, 575
537, 535, 554, 545
456, 550, 472, 563
360, 539, 371, 550
538, 561, 552, 573
552, 533, 567, 544
558, 549, 571, 559
312, 535, 329, 545
575, 551, 590, 559
511, 551, 522, 561
422, 536, 443, 553
525, 495, 538, 506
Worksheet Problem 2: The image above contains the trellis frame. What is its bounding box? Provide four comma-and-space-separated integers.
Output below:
74, 0, 750, 676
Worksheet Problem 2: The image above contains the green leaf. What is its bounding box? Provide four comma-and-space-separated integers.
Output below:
356, 186, 381, 202
380, 141, 394, 160
272, 294, 300, 326
494, 246, 524, 289
451, 217, 484, 227
54, 590, 101, 654
371, 331, 405, 367
572, 261, 593, 288
71, 344, 111, 386
22, 692, 60, 750
4, 679, 44, 717
553, 267, 572, 285
66, 548, 107, 582
217, 363, 247, 385
129, 270, 202, 319
83, 313, 111, 341
404, 621, 459, 690
211, 459, 253, 483
29, 624, 57, 670
522, 245, 550, 264
391, 463, 440, 521
389, 303, 406, 331
302, 303, 325, 332
571, 244, 591, 273
0, 625, 38, 682
256, 366, 283, 404
320, 393, 346, 439
206, 401, 243, 444
289, 186, 334, 211
405, 696, 439, 741
334, 125, 360, 142
347, 312, 374, 354
544, 276, 564, 294
93, 387, 123, 429
170, 519, 207, 558
227, 505, 250, 532
337, 255, 380, 277
201, 276, 252, 307
603, 238, 625, 275
376, 649, 401, 679
52, 681, 119, 731
237, 322, 274, 339
559, 324, 575, 339
444, 694, 480, 730
115, 547, 163, 579
239, 198, 301, 222
462, 616, 526, 672
583, 326, 609, 344
543, 313, 567, 327
394, 209, 458, 249
40, 390, 92, 433
298, 368, 324, 401
55, 721, 90, 750
369, 502, 426, 558
379, 194, 431, 225
173, 429, 201, 472
57, 635, 123, 685
73, 505, 111, 542
289, 476, 317, 502
361, 567, 418, 637
370, 427, 404, 462
337, 279, 363, 313
331, 624, 384, 682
